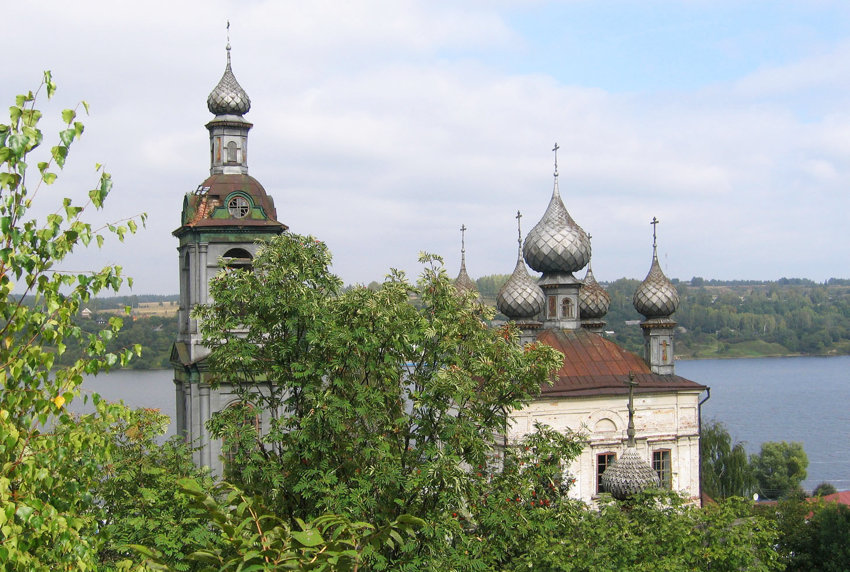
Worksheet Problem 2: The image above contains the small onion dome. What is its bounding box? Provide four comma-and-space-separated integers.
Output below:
454, 225, 479, 296
454, 264, 478, 295
600, 447, 661, 500
497, 258, 545, 320
498, 211, 545, 320
523, 172, 591, 274
579, 264, 610, 319
207, 46, 251, 116
633, 255, 679, 319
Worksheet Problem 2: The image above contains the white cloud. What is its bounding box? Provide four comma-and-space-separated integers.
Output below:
3, 1, 850, 294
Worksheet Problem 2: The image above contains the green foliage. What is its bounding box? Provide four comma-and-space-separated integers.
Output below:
134, 478, 423, 571
812, 482, 837, 497
761, 496, 850, 571
0, 73, 144, 569
94, 408, 221, 570
53, 313, 177, 370
196, 235, 567, 566
701, 420, 755, 499
674, 281, 850, 357
751, 441, 808, 500
492, 492, 781, 571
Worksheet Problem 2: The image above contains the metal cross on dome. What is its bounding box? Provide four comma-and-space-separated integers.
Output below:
650, 216, 659, 250
460, 224, 467, 256
553, 142, 560, 176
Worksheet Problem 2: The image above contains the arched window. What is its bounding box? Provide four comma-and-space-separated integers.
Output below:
227, 195, 250, 218
561, 298, 574, 319
222, 248, 253, 271
226, 141, 238, 163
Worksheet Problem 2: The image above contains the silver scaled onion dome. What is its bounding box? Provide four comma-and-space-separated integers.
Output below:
207, 42, 251, 116
454, 224, 479, 295
600, 375, 660, 500
498, 211, 545, 320
579, 262, 610, 320
522, 144, 591, 274
632, 217, 679, 320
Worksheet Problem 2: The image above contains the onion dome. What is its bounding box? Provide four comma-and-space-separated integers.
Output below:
601, 446, 661, 500
498, 211, 545, 320
601, 376, 660, 500
523, 144, 591, 274
632, 217, 679, 319
207, 43, 251, 116
579, 263, 610, 320
454, 224, 479, 295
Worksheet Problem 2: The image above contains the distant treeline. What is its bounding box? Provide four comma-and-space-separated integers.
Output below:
461, 274, 850, 359
53, 278, 850, 370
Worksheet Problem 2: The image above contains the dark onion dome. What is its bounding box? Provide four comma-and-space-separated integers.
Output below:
579, 263, 610, 319
600, 446, 661, 500
522, 146, 591, 274
454, 224, 479, 295
632, 217, 678, 319
600, 375, 660, 500
207, 45, 251, 116
498, 211, 545, 320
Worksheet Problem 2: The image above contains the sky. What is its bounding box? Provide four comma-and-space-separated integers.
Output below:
4, 0, 850, 295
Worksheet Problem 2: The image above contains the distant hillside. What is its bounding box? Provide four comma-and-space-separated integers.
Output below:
466, 275, 850, 359
66, 278, 850, 370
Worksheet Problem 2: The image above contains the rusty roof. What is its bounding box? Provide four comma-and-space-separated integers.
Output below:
178, 174, 287, 231
536, 329, 706, 398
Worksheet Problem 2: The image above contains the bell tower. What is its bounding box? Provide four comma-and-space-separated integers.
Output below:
172, 35, 287, 472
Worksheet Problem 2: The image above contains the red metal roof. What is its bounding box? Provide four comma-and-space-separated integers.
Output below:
535, 329, 706, 398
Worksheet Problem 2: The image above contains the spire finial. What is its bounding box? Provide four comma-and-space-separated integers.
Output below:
626, 372, 637, 445
460, 224, 467, 265
650, 216, 659, 257
516, 210, 523, 258
226, 20, 232, 65
552, 142, 560, 177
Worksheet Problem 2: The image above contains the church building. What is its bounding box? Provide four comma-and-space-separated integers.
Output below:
174, 45, 708, 499
484, 148, 706, 503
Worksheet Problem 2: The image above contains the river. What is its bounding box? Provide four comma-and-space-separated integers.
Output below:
76, 355, 850, 493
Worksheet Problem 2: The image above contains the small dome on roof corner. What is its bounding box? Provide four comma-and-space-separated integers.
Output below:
522, 181, 591, 274
633, 255, 679, 319
600, 446, 661, 500
497, 258, 545, 320
580, 265, 610, 319
207, 49, 251, 116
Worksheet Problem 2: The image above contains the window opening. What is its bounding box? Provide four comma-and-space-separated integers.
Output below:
561, 298, 574, 318
228, 195, 250, 218
223, 248, 253, 271
547, 296, 557, 319
653, 449, 672, 489
597, 452, 617, 494
226, 141, 238, 163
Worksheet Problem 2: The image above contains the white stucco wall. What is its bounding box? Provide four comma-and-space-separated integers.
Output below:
510, 390, 702, 504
